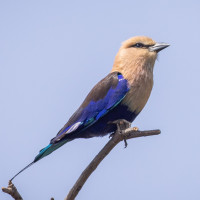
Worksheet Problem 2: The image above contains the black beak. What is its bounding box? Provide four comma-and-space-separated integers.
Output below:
149, 43, 170, 53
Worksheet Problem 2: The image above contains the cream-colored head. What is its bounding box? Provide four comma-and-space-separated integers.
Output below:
111, 36, 169, 113
111, 36, 169, 81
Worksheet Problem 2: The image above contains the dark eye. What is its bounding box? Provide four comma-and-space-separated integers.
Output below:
135, 43, 144, 48
128, 43, 145, 48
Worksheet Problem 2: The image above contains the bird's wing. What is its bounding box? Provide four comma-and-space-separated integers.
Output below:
51, 72, 130, 143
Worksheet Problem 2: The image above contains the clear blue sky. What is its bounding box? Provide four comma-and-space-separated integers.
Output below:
1, 1, 200, 199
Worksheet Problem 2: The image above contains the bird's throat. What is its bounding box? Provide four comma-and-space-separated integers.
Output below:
112, 57, 155, 114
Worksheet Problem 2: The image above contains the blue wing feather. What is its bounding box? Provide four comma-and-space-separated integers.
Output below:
51, 72, 129, 143
34, 72, 129, 162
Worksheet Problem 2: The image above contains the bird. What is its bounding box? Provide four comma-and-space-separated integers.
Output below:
11, 36, 169, 181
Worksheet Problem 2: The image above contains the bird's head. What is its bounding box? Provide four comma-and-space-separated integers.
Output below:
112, 36, 169, 74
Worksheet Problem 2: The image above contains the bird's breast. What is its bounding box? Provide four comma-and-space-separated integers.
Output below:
122, 69, 153, 114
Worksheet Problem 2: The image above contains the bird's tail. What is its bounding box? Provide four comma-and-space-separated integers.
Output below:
34, 139, 71, 162
10, 139, 71, 181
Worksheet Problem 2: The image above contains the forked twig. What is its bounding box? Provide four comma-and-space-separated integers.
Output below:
2, 124, 160, 200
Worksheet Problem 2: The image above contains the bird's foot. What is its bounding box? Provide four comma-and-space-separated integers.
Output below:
112, 119, 131, 132
109, 119, 131, 148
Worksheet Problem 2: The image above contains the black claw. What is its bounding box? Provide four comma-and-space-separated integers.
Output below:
124, 139, 128, 148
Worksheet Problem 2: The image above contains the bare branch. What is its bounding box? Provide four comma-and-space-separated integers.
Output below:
2, 180, 23, 200
2, 126, 160, 200
65, 127, 161, 200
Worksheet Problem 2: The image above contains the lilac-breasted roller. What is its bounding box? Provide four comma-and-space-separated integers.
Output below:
11, 36, 169, 180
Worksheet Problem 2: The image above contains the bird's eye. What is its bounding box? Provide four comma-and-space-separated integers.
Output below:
135, 43, 144, 48
128, 43, 145, 48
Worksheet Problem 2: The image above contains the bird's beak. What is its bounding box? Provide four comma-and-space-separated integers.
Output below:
149, 43, 170, 53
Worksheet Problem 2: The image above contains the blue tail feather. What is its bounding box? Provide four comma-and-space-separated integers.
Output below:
34, 140, 71, 162
10, 139, 71, 181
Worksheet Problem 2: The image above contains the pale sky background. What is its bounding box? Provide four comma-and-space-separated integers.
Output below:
1, 1, 200, 200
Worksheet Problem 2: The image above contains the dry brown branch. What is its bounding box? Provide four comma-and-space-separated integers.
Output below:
65, 122, 161, 200
2, 180, 23, 200
2, 122, 160, 200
